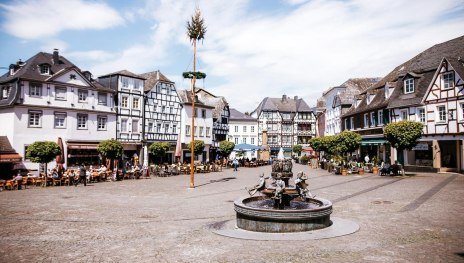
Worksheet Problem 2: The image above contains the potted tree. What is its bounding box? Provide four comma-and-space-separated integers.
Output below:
333, 131, 362, 176
292, 144, 303, 163
97, 139, 124, 179
26, 141, 61, 187
148, 142, 171, 164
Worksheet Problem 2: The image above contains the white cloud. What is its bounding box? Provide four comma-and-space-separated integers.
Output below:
0, 0, 124, 39
69, 0, 464, 112
66, 50, 116, 62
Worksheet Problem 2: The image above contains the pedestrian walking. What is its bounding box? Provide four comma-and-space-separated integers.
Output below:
233, 158, 238, 172
75, 163, 87, 186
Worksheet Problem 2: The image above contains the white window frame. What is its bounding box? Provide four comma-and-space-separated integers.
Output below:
132, 119, 139, 133
243, 126, 247, 132
55, 87, 67, 101
121, 119, 128, 133
173, 125, 177, 134
206, 127, 210, 137
404, 78, 414, 94
28, 110, 42, 128
460, 103, 464, 122
148, 122, 154, 132
121, 96, 128, 108
98, 93, 107, 106
350, 117, 354, 130
437, 105, 446, 123
442, 72, 454, 90
235, 126, 238, 132
199, 126, 204, 137
251, 138, 255, 144
234, 137, 239, 144
378, 110, 383, 125
77, 114, 88, 130
417, 108, 426, 123
164, 123, 169, 133
156, 123, 161, 133
400, 109, 408, 121
29, 83, 42, 97
370, 112, 375, 127
186, 125, 191, 136
133, 97, 139, 109
97, 116, 107, 131
39, 64, 50, 75
251, 126, 255, 133
54, 112, 66, 129
78, 89, 88, 102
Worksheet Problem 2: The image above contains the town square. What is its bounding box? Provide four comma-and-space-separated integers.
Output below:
0, 0, 463, 262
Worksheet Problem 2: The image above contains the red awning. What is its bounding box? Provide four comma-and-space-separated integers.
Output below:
0, 153, 22, 163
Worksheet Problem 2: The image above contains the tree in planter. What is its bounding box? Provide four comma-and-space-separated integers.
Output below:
97, 139, 124, 170
219, 140, 235, 160
384, 120, 423, 164
292, 144, 303, 157
26, 141, 61, 187
188, 140, 205, 161
333, 131, 362, 158
148, 142, 171, 164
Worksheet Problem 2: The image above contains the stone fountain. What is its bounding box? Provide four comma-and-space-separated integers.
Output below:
235, 159, 332, 233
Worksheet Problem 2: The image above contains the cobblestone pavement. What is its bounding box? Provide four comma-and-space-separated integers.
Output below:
0, 164, 463, 262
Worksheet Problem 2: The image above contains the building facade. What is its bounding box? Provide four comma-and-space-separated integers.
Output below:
98, 70, 145, 162
228, 108, 258, 159
140, 70, 182, 163
0, 49, 116, 173
178, 90, 214, 163
251, 95, 316, 157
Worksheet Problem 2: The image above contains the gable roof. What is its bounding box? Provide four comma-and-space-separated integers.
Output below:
229, 108, 256, 121
98, 69, 146, 80
139, 70, 173, 92
253, 96, 313, 117
177, 89, 214, 109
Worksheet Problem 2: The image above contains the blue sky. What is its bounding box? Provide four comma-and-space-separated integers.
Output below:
1, 0, 463, 112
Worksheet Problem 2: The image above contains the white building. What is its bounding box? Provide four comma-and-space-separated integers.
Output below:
178, 90, 214, 163
228, 108, 258, 160
0, 49, 116, 173
98, 70, 145, 163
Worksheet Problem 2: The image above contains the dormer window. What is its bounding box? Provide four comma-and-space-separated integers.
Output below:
404, 78, 414, 94
355, 99, 361, 108
39, 64, 50, 75
367, 93, 374, 104
442, 72, 454, 90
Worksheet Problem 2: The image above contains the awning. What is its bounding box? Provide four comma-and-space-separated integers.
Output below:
67, 143, 98, 150
360, 138, 387, 146
0, 153, 22, 163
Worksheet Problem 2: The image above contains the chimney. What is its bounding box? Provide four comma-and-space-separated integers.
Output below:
282, 94, 287, 102
294, 96, 298, 100
53, 49, 59, 64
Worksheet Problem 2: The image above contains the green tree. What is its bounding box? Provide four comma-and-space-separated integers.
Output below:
148, 142, 171, 164
97, 139, 123, 169
219, 140, 235, 159
188, 140, 205, 157
26, 141, 61, 186
333, 131, 362, 155
292, 144, 303, 157
384, 121, 423, 164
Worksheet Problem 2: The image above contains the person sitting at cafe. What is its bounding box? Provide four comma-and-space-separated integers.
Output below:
390, 161, 400, 176
51, 168, 60, 179
380, 162, 391, 176
98, 165, 107, 174
11, 172, 23, 190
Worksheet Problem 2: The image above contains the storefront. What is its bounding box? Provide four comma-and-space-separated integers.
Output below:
66, 141, 100, 167
360, 137, 389, 164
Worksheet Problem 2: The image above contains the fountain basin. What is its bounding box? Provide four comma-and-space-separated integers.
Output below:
234, 196, 332, 233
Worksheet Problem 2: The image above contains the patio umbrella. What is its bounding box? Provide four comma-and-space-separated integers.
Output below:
175, 135, 182, 158
56, 137, 65, 173
233, 143, 262, 151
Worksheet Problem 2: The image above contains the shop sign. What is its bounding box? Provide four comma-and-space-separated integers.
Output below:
412, 143, 429, 151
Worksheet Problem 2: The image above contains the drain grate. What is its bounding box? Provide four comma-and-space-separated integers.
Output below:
371, 200, 393, 205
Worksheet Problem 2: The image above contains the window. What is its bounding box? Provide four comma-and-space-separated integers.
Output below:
201, 109, 206, 118
30, 83, 42, 97
162, 106, 166, 113
121, 96, 128, 108
122, 77, 129, 88
165, 124, 169, 133
194, 126, 197, 136
364, 113, 369, 128
418, 108, 425, 123
251, 126, 255, 133
350, 117, 354, 130
77, 114, 88, 129
370, 112, 375, 127
251, 138, 255, 144
170, 107, 173, 114
121, 119, 128, 132
235, 126, 238, 132
282, 113, 291, 119
54, 112, 66, 128
78, 90, 88, 102
28, 111, 42, 127
461, 103, 464, 121
194, 108, 198, 117
385, 87, 390, 98
282, 124, 291, 132
98, 93, 107, 105
401, 110, 408, 121
243, 126, 247, 132
186, 125, 191, 136
157, 123, 161, 133
242, 137, 247, 144
206, 127, 210, 137
55, 87, 66, 100
344, 119, 349, 130
148, 122, 154, 132
133, 97, 139, 109
200, 126, 204, 136
437, 105, 446, 122
133, 79, 141, 90
132, 120, 138, 132
404, 78, 414, 94
172, 125, 177, 134
234, 138, 239, 144
378, 111, 383, 125
97, 116, 107, 130
39, 64, 50, 75
442, 72, 454, 90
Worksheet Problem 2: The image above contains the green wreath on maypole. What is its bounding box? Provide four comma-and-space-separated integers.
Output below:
182, 71, 206, 79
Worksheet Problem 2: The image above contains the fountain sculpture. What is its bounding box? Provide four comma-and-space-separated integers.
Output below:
236, 159, 332, 233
